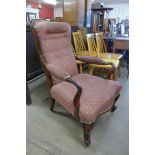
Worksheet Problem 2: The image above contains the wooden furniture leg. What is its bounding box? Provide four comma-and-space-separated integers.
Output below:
26, 82, 32, 105
83, 123, 94, 145
89, 66, 94, 75
50, 97, 55, 111
118, 65, 121, 77
79, 64, 83, 74
111, 94, 120, 112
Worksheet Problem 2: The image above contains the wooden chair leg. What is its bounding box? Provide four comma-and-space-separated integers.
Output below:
50, 97, 55, 111
118, 65, 121, 77
111, 94, 120, 112
89, 66, 94, 75
79, 64, 83, 74
114, 69, 118, 80
110, 71, 116, 80
83, 123, 94, 146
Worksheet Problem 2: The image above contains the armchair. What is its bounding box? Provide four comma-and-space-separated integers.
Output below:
30, 20, 122, 145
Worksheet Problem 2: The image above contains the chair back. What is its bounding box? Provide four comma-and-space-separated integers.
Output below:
96, 32, 107, 55
72, 31, 87, 55
86, 33, 97, 56
31, 20, 78, 85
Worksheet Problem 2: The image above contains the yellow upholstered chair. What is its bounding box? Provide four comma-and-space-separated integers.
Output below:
95, 32, 123, 60
87, 33, 119, 80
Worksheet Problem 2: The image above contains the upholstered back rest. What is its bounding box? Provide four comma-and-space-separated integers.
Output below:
33, 20, 78, 85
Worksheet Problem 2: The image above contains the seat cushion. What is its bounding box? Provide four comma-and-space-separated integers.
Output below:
50, 74, 122, 123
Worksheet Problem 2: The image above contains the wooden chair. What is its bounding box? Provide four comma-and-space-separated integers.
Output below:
72, 31, 90, 74
31, 20, 122, 145
72, 31, 89, 56
95, 32, 123, 60
87, 33, 120, 80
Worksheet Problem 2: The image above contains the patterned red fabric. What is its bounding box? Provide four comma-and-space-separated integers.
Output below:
33, 20, 122, 123
46, 64, 71, 80
50, 74, 122, 123
33, 21, 78, 85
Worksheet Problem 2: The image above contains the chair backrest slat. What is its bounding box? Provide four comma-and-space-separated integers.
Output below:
96, 32, 107, 54
87, 33, 97, 56
72, 31, 87, 55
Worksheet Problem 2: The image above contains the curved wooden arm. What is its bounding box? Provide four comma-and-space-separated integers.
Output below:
65, 78, 82, 120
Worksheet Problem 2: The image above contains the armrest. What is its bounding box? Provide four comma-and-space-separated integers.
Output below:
75, 55, 103, 64
65, 78, 82, 119
46, 64, 71, 81
75, 56, 115, 71
75, 56, 115, 79
46, 63, 82, 119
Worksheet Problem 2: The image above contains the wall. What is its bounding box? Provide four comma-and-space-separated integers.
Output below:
54, 7, 63, 18
104, 3, 129, 21
27, 2, 54, 19
86, 1, 129, 26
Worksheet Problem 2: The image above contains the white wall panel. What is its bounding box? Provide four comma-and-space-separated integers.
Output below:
104, 3, 129, 21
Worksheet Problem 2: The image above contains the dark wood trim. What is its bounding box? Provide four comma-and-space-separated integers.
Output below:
111, 94, 120, 112
83, 123, 94, 145
84, 0, 88, 27
91, 7, 113, 11
65, 78, 82, 120
26, 82, 32, 105
50, 97, 55, 111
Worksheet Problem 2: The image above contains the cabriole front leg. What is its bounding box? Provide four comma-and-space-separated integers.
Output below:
50, 97, 55, 111
111, 94, 120, 112
83, 123, 94, 146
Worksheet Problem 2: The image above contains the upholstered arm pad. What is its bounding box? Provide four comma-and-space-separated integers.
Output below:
75, 56, 104, 64
46, 63, 82, 119
75, 56, 115, 69
46, 64, 71, 81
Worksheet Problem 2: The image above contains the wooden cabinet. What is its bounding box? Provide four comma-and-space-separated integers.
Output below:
90, 7, 113, 32
63, 0, 78, 26
26, 25, 43, 81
